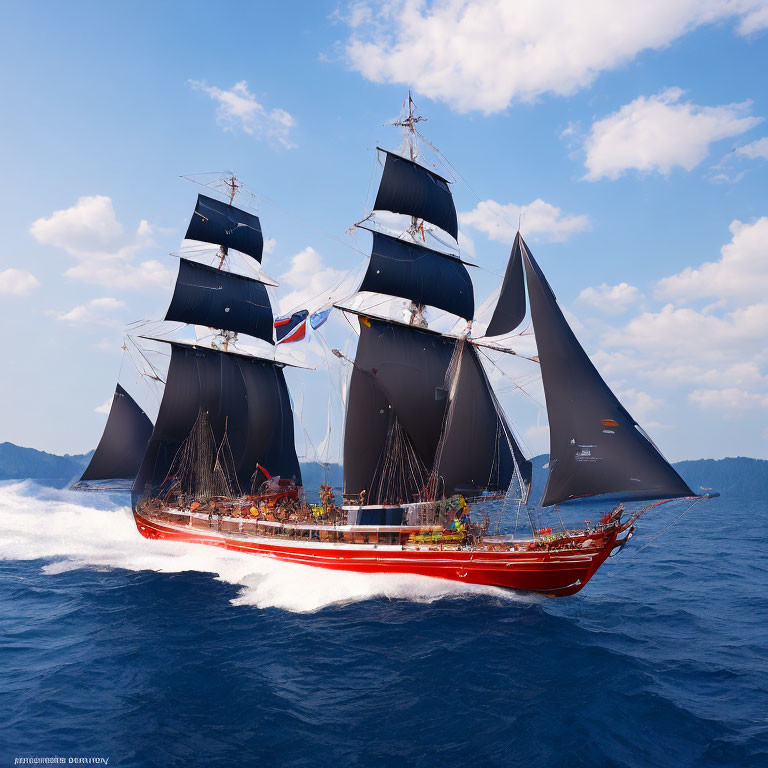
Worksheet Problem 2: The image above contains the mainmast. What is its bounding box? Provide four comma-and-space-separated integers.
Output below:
393, 91, 426, 163
393, 93, 430, 326
339, 99, 532, 505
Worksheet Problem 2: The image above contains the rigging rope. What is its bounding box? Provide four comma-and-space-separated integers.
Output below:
632, 497, 705, 554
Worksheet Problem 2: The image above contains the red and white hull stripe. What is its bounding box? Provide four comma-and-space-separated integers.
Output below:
134, 510, 618, 597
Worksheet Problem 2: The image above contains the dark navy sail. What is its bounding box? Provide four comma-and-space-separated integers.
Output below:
359, 230, 474, 321
485, 232, 526, 337
373, 149, 459, 240
234, 355, 301, 487
165, 258, 274, 344
185, 194, 264, 262
521, 237, 694, 506
343, 317, 455, 503
79, 384, 153, 483
132, 343, 300, 502
435, 342, 531, 497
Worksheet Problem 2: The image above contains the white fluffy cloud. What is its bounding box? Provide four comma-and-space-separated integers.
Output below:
190, 80, 297, 149
461, 199, 590, 244
584, 216, 768, 437
604, 302, 768, 363
343, 1, 768, 113
277, 247, 348, 314
690, 387, 768, 410
656, 217, 768, 303
30, 195, 174, 291
56, 297, 126, 326
0, 268, 40, 296
31, 194, 123, 252
736, 136, 768, 159
583, 88, 762, 180
577, 282, 641, 314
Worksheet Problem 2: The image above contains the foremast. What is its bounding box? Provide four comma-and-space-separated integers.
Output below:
214, 174, 240, 351
132, 179, 302, 505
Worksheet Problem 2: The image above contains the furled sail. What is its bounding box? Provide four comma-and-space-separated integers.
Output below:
358, 230, 474, 321
521, 237, 694, 506
132, 342, 300, 502
185, 194, 264, 262
485, 232, 526, 337
373, 149, 458, 239
434, 342, 531, 497
79, 384, 153, 483
343, 316, 455, 503
165, 258, 274, 344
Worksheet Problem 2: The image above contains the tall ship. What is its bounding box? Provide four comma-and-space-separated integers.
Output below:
128, 101, 713, 597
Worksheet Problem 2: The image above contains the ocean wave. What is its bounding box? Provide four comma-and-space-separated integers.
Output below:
0, 480, 531, 613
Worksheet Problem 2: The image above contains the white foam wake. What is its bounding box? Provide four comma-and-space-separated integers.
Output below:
0, 481, 531, 613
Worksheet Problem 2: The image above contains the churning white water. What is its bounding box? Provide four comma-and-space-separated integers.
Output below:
0, 480, 528, 613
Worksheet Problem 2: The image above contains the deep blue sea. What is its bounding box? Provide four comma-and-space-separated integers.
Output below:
1, 480, 766, 768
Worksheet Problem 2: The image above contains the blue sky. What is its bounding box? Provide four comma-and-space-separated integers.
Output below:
1, 1, 766, 462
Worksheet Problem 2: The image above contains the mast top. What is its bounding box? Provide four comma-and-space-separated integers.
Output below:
224, 173, 240, 205
392, 92, 427, 161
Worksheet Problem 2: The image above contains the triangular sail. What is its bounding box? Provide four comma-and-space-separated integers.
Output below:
521, 236, 695, 506
485, 232, 526, 337
434, 341, 531, 497
78, 384, 153, 483
358, 230, 474, 320
373, 149, 458, 239
165, 258, 274, 344
185, 194, 264, 262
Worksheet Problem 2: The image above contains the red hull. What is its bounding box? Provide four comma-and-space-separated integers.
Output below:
133, 510, 619, 597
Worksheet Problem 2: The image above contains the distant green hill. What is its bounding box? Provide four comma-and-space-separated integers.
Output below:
0, 443, 764, 501
672, 457, 767, 500
0, 442, 93, 487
